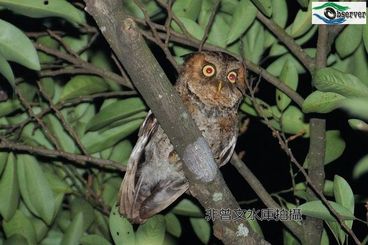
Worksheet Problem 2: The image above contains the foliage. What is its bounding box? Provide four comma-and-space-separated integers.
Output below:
0, 0, 367, 244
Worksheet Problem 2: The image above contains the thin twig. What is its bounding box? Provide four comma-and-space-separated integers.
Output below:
199, 0, 220, 51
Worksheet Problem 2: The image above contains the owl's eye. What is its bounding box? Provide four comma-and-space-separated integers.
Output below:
227, 71, 237, 83
202, 64, 216, 77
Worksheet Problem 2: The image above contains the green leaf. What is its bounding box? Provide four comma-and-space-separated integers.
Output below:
171, 16, 204, 40
4, 234, 29, 245
288, 2, 312, 38
90, 51, 120, 91
70, 197, 95, 230
314, 68, 368, 98
17, 154, 55, 225
334, 175, 354, 216
207, 14, 229, 48
297, 200, 355, 222
0, 53, 14, 86
348, 118, 368, 131
136, 215, 166, 245
39, 229, 63, 245
165, 213, 182, 238
353, 154, 368, 179
341, 98, 368, 120
276, 60, 298, 111
250, 0, 272, 17
101, 177, 120, 207
363, 24, 368, 54
109, 140, 133, 165
171, 199, 203, 217
0, 19, 40, 70
198, 0, 216, 27
0, 153, 19, 220
189, 218, 211, 244
60, 75, 109, 101
280, 105, 309, 136
3, 210, 37, 245
335, 25, 362, 58
109, 204, 135, 245
226, 0, 257, 44
242, 20, 265, 63
302, 91, 346, 113
172, 0, 202, 20
61, 212, 85, 245
0, 151, 8, 175
37, 35, 59, 63
263, 0, 287, 48
324, 130, 346, 165
0, 0, 86, 25
44, 114, 76, 153
0, 99, 21, 117
86, 98, 145, 131
80, 235, 111, 245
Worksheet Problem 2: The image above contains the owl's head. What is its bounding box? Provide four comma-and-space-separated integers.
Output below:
179, 51, 247, 108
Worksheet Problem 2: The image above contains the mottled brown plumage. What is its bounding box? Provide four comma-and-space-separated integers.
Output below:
119, 51, 247, 223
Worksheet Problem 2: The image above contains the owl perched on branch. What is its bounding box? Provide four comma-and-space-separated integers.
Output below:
119, 51, 247, 223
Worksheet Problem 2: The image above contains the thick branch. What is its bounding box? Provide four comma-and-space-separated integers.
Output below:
83, 0, 269, 244
304, 119, 326, 244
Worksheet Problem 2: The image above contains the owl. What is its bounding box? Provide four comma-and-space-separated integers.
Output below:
119, 51, 247, 223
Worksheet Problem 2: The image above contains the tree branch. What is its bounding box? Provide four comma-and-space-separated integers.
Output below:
83, 0, 269, 243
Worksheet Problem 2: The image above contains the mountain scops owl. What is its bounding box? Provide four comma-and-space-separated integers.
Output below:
119, 51, 247, 223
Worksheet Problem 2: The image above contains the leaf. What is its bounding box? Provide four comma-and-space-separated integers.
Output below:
80, 235, 111, 245
136, 215, 166, 245
86, 98, 145, 131
288, 2, 312, 38
198, 0, 216, 27
263, 0, 287, 48
70, 197, 95, 230
17, 154, 55, 225
60, 212, 85, 245
363, 24, 368, 54
165, 213, 182, 238
276, 60, 298, 111
171, 16, 204, 40
348, 118, 368, 131
109, 140, 133, 165
334, 175, 354, 215
297, 200, 355, 222
0, 53, 14, 86
171, 199, 203, 217
60, 75, 109, 101
314, 68, 368, 98
207, 14, 229, 48
4, 234, 29, 245
3, 210, 37, 245
341, 98, 368, 120
44, 114, 76, 153
0, 19, 40, 70
226, 0, 257, 44
280, 105, 309, 136
0, 0, 86, 25
37, 35, 59, 63
242, 20, 265, 63
0, 153, 19, 220
0, 99, 21, 118
172, 0, 202, 20
335, 25, 362, 58
250, 0, 272, 17
0, 151, 8, 175
353, 154, 368, 179
101, 177, 120, 207
324, 130, 346, 165
90, 51, 120, 91
302, 91, 346, 113
189, 218, 211, 244
109, 204, 135, 245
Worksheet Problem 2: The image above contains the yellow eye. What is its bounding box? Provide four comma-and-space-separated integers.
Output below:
227, 71, 237, 83
202, 64, 216, 77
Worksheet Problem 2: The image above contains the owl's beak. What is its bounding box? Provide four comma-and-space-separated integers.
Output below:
216, 80, 223, 94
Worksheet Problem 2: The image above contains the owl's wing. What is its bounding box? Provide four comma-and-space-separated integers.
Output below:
218, 135, 237, 167
119, 111, 188, 223
118, 110, 158, 222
